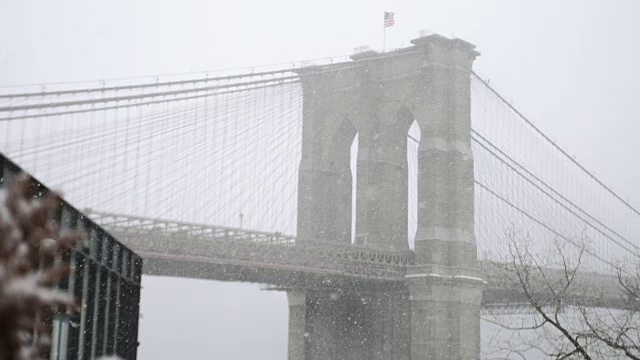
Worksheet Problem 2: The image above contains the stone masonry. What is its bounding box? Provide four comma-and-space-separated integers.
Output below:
290, 34, 483, 360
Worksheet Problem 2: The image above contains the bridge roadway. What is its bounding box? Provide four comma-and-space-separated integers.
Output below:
87, 211, 631, 311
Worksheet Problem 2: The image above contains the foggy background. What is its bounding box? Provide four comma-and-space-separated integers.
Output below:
2, 0, 640, 358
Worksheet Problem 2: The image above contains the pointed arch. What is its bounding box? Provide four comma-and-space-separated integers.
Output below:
326, 115, 357, 172
350, 132, 359, 243
407, 120, 421, 250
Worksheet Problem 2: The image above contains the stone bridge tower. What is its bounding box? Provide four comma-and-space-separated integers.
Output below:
290, 34, 483, 360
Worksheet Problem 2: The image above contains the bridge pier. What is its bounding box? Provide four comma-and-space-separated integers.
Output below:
407, 34, 483, 359
287, 290, 411, 360
287, 292, 307, 360
408, 277, 483, 359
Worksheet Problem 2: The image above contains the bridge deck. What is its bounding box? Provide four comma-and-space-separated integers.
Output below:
90, 211, 413, 291
89, 211, 629, 309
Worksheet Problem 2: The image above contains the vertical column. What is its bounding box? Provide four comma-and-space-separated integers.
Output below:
297, 147, 353, 244
409, 35, 483, 360
296, 66, 357, 245
355, 107, 412, 252
292, 64, 360, 360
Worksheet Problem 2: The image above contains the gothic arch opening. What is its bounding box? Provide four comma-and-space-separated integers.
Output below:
350, 132, 359, 243
407, 120, 421, 250
328, 117, 358, 245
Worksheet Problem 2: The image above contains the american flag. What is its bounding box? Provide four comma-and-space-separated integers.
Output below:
384, 11, 395, 27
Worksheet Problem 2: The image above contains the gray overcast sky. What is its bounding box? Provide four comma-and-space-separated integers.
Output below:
2, 0, 640, 358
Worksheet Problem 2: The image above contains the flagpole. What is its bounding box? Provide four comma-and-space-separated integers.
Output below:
383, 11, 393, 52
383, 25, 386, 52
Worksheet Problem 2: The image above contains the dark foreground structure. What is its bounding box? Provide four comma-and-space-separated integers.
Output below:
0, 153, 143, 360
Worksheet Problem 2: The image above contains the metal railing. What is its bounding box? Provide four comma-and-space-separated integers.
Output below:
87, 211, 413, 281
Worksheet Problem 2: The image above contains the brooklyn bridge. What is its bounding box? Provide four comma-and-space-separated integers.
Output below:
1, 33, 639, 359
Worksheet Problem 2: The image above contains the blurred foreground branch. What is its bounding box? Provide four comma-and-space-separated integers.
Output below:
0, 175, 82, 360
